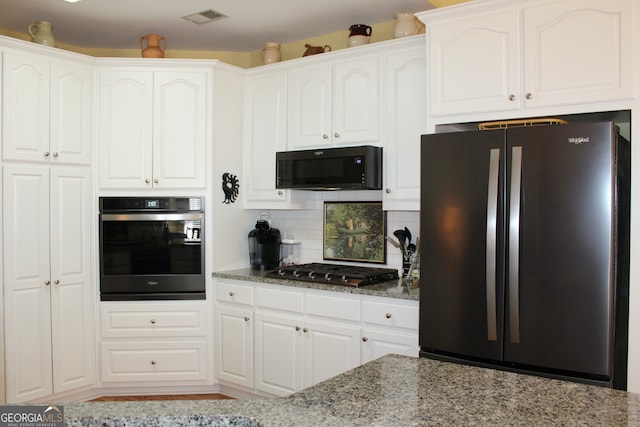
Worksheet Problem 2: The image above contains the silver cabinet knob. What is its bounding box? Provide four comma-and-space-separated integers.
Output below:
385, 313, 392, 319
53, 152, 59, 158
509, 94, 516, 101
244, 316, 250, 322
295, 326, 301, 331
154, 178, 159, 184
145, 179, 151, 184
334, 132, 340, 138
362, 337, 369, 342
277, 190, 283, 196
229, 291, 235, 297
385, 188, 391, 194
44, 151, 50, 158
322, 134, 329, 139
151, 360, 157, 365
150, 319, 156, 324
44, 280, 51, 286
303, 327, 309, 333
525, 93, 533, 100
54, 280, 60, 285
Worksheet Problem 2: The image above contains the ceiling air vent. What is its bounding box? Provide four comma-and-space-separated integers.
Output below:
182, 9, 228, 25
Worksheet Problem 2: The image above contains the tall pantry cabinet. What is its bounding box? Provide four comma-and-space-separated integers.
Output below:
1, 44, 95, 403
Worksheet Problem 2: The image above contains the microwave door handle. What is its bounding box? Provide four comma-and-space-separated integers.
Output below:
486, 148, 500, 342
509, 146, 522, 344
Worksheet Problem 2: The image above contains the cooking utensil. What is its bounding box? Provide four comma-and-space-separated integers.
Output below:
393, 229, 407, 257
404, 227, 412, 245
386, 236, 400, 249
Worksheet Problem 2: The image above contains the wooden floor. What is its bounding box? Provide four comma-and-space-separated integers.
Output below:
89, 393, 234, 402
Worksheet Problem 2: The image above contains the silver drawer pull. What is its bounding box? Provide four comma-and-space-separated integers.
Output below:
150, 319, 156, 324
385, 313, 392, 319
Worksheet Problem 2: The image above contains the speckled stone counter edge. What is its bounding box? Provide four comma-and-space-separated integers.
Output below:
212, 268, 419, 301
62, 355, 640, 427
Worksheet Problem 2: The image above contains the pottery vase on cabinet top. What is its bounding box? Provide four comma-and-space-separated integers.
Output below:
394, 13, 419, 38
140, 34, 166, 58
28, 21, 56, 47
261, 42, 281, 64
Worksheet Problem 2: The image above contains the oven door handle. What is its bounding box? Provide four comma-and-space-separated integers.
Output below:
101, 213, 203, 221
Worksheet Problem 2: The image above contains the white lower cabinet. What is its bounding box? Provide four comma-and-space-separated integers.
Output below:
213, 278, 418, 397
215, 305, 254, 389
100, 302, 210, 385
3, 164, 94, 403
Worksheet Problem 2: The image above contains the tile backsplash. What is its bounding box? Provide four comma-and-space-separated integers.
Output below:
260, 190, 419, 275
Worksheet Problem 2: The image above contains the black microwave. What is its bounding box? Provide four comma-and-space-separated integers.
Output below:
276, 145, 382, 190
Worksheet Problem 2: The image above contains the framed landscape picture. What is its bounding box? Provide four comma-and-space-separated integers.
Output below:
323, 201, 386, 264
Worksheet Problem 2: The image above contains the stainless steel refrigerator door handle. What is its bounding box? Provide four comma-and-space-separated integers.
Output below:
486, 148, 500, 342
509, 146, 523, 343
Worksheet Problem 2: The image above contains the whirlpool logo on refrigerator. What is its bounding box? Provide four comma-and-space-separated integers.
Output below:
568, 136, 590, 144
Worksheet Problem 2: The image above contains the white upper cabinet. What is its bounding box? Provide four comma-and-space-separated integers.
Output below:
423, 0, 634, 118
382, 38, 426, 211
289, 54, 380, 149
243, 71, 304, 209
3, 51, 92, 164
98, 67, 208, 189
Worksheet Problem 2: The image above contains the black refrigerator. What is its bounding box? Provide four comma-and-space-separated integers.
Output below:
419, 121, 630, 389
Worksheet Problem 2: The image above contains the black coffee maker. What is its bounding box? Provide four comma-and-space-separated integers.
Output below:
248, 212, 281, 271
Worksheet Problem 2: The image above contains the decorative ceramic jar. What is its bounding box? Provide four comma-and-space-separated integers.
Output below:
140, 33, 166, 58
28, 21, 56, 47
348, 24, 372, 47
394, 12, 419, 38
261, 42, 281, 64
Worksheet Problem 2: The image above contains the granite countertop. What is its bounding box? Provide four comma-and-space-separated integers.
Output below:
212, 268, 419, 301
63, 354, 640, 426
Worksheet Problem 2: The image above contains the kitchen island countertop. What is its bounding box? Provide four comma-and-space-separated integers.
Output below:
64, 354, 640, 426
212, 268, 419, 301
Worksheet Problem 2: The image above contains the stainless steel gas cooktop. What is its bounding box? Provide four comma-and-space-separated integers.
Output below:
266, 263, 399, 287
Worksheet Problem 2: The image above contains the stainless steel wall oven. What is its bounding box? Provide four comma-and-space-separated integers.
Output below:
99, 197, 205, 300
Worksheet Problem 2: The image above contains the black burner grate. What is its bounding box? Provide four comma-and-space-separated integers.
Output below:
267, 263, 399, 287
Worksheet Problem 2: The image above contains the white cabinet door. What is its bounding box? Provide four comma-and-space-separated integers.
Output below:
289, 55, 380, 149
49, 167, 94, 394
382, 42, 426, 211
522, 0, 633, 108
152, 71, 207, 188
361, 329, 418, 364
243, 72, 301, 209
214, 306, 254, 388
289, 64, 332, 149
3, 164, 52, 402
98, 70, 153, 188
2, 52, 51, 162
3, 164, 94, 402
332, 55, 380, 146
50, 60, 92, 165
303, 320, 360, 388
426, 0, 634, 117
3, 52, 92, 164
254, 311, 304, 396
429, 9, 520, 117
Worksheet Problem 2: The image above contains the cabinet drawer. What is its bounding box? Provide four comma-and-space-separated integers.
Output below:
101, 341, 207, 382
255, 287, 303, 313
215, 281, 254, 306
306, 293, 360, 322
361, 300, 419, 330
101, 303, 207, 338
